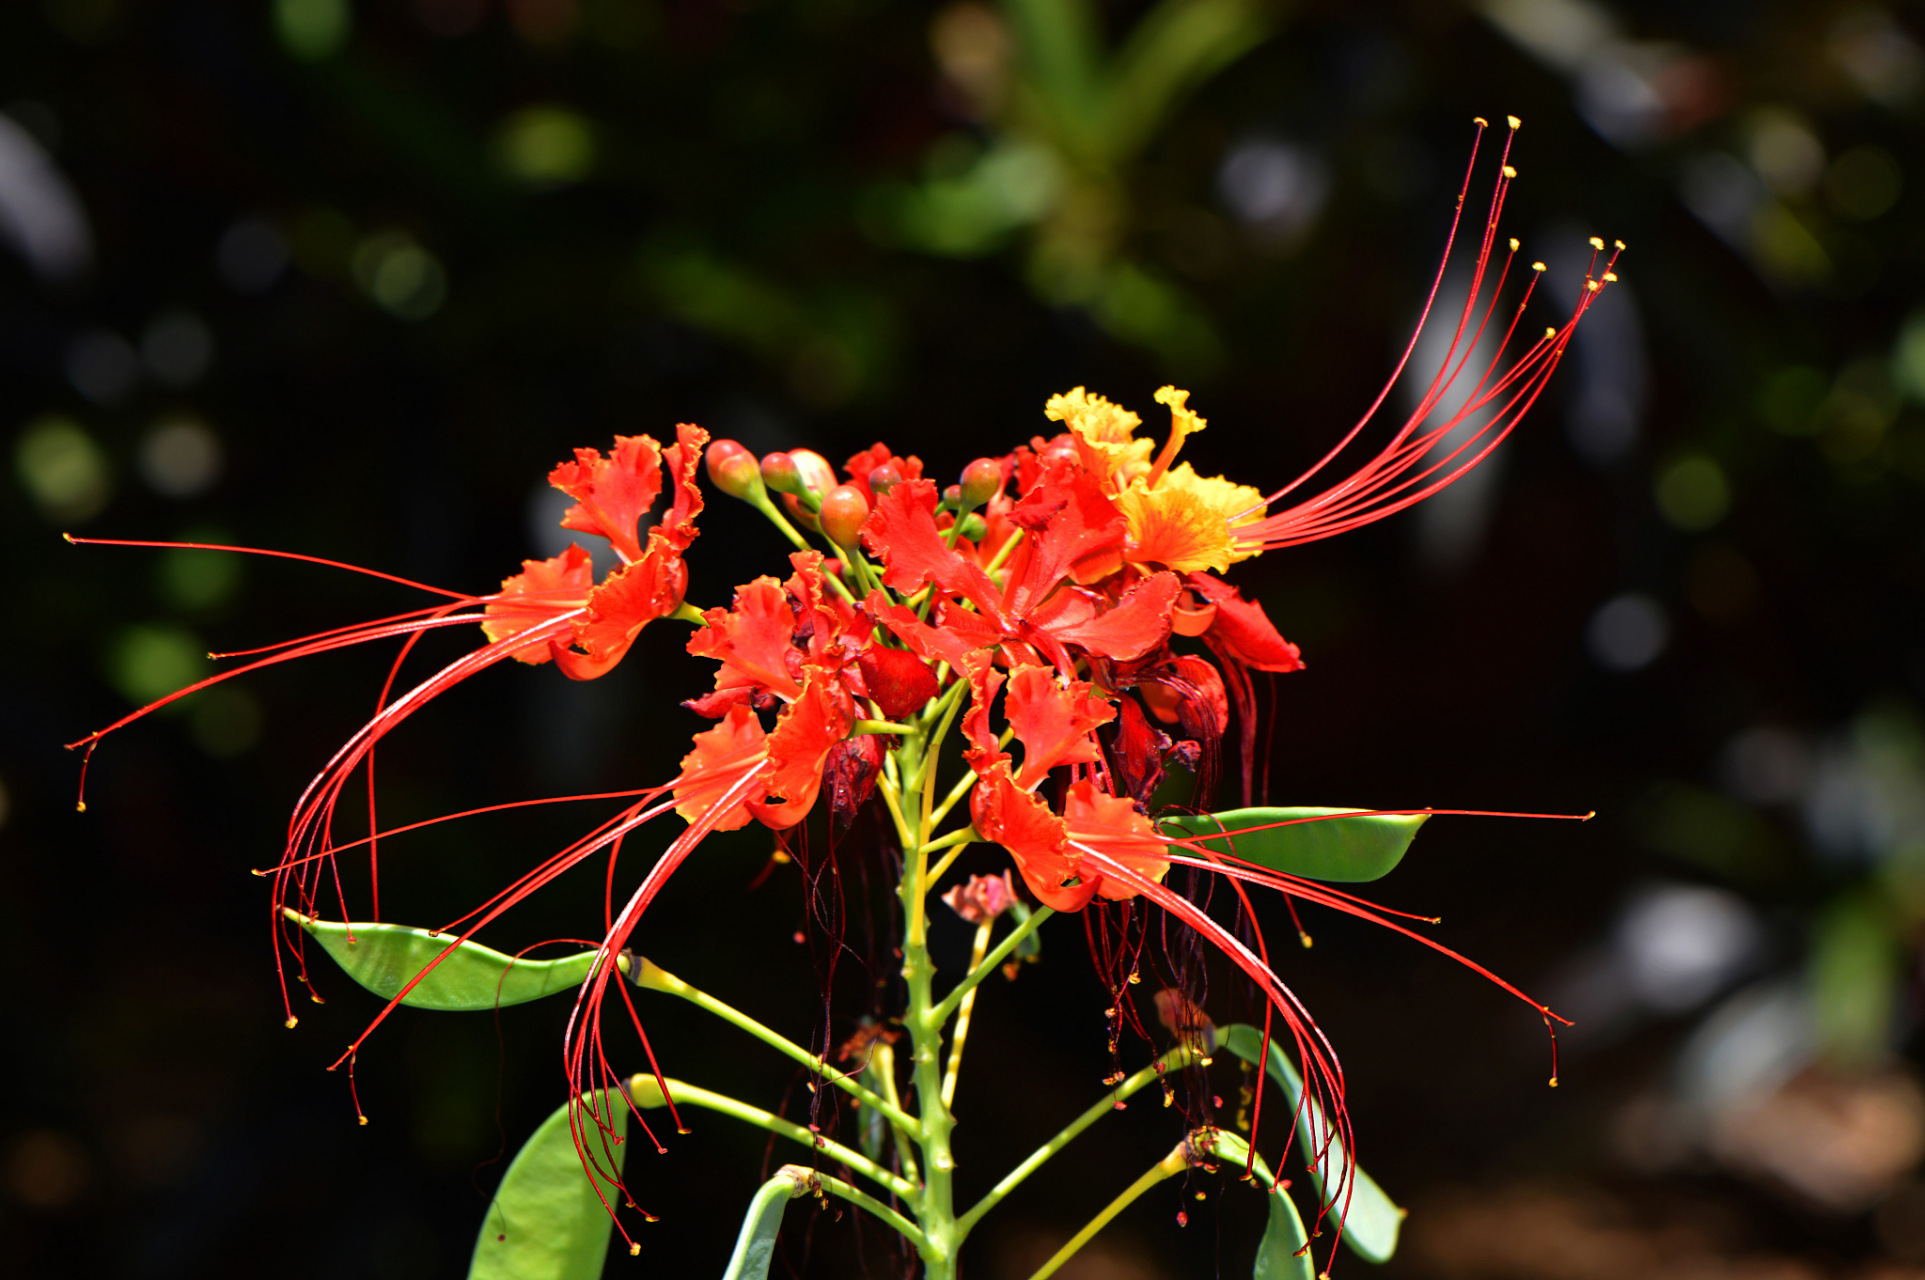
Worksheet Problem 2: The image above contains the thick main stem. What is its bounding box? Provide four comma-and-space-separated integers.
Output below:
897, 726, 961, 1279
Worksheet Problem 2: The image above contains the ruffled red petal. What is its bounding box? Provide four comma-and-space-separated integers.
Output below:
480, 544, 595, 664
1187, 572, 1305, 673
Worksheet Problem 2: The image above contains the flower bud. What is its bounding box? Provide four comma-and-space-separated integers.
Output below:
776, 448, 837, 528
788, 449, 836, 497
706, 439, 762, 499
868, 462, 903, 496
940, 483, 963, 510
819, 484, 870, 549
954, 512, 987, 543
958, 457, 1001, 509
761, 451, 805, 495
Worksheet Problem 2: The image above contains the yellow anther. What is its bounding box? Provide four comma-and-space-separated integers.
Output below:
1502, 165, 1517, 178
1532, 261, 1547, 272
1586, 279, 1600, 291
1589, 236, 1605, 251
1603, 271, 1618, 282
285, 1016, 298, 1029
1544, 327, 1556, 339
1473, 116, 1489, 127
358, 1115, 369, 1125
1507, 114, 1522, 129
1509, 237, 1520, 251
1614, 239, 1626, 250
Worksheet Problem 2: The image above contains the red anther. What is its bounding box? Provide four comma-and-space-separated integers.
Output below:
760, 451, 804, 494
705, 440, 761, 499
958, 457, 1002, 509
857, 646, 939, 720
819, 484, 870, 549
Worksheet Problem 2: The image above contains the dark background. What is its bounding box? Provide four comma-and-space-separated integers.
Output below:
6, 0, 1925, 1277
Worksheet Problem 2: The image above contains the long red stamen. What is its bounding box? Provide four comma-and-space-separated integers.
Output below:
1232, 118, 1622, 553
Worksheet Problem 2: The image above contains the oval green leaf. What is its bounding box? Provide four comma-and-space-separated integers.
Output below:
289, 911, 600, 1010
1158, 808, 1427, 883
1221, 1023, 1404, 1263
470, 1090, 628, 1280
721, 1168, 808, 1280
1198, 1131, 1315, 1280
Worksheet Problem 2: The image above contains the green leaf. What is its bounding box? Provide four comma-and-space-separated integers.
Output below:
1104, 0, 1274, 162
1221, 1024, 1403, 1262
1001, 0, 1106, 155
1197, 1131, 1315, 1280
289, 912, 600, 1010
470, 1091, 628, 1280
721, 1167, 809, 1280
1157, 808, 1428, 883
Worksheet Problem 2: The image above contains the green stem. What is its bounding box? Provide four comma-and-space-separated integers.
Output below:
983, 527, 1026, 577
925, 835, 977, 886
806, 1169, 930, 1249
746, 489, 812, 554
626, 1075, 917, 1200
940, 922, 994, 1108
867, 1040, 921, 1188
956, 1044, 1198, 1236
854, 719, 919, 736
1022, 1141, 1192, 1280
895, 731, 960, 1278
931, 907, 1053, 1026
628, 958, 923, 1138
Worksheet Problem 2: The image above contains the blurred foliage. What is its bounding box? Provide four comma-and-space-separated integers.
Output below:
7, 0, 1925, 1276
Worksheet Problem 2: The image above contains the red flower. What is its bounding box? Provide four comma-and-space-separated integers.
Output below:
861, 475, 1179, 671
484, 423, 708, 681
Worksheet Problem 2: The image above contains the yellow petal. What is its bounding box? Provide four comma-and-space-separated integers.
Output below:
1046, 386, 1151, 491
1115, 463, 1266, 573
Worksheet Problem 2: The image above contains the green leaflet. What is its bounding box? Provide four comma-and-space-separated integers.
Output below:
721, 1168, 809, 1280
1198, 1131, 1315, 1280
289, 911, 600, 1010
1157, 808, 1428, 883
469, 1091, 627, 1280
1221, 1024, 1403, 1262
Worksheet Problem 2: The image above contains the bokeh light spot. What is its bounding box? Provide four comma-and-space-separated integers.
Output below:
139, 310, 213, 387
157, 543, 242, 612
496, 106, 596, 186
1825, 145, 1902, 221
1655, 455, 1731, 530
16, 414, 111, 522
107, 624, 208, 706
5, 1129, 91, 1209
275, 0, 350, 60
217, 218, 290, 294
191, 685, 264, 757
352, 232, 448, 320
1588, 593, 1669, 672
64, 329, 139, 406
138, 416, 223, 498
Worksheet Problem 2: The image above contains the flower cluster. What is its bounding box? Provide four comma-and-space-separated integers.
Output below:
69, 119, 1611, 1255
